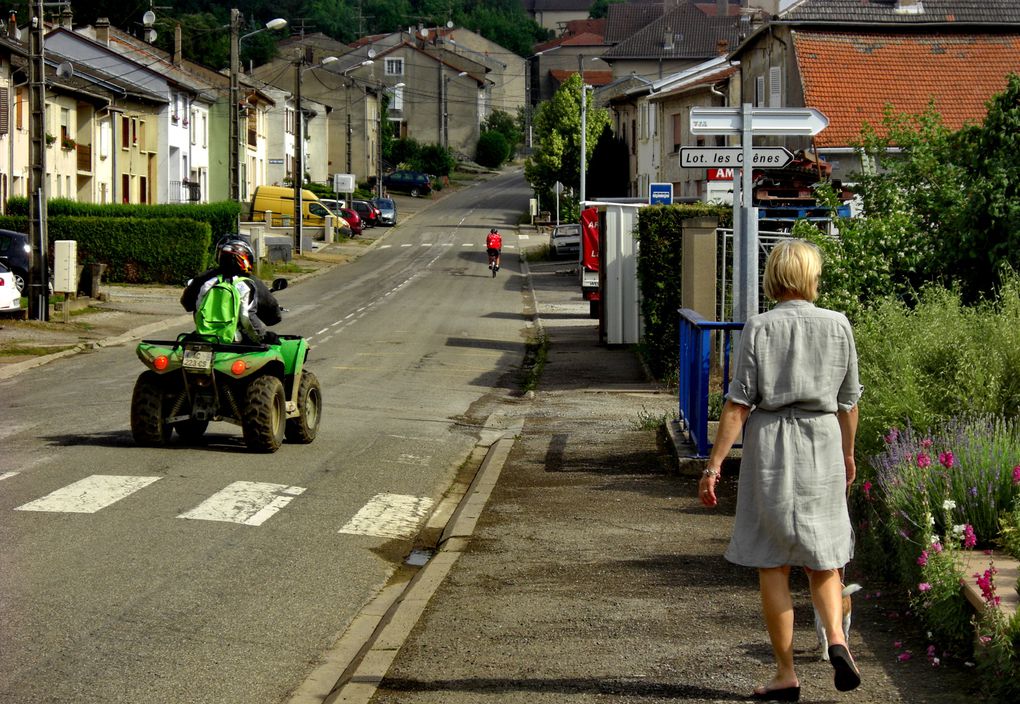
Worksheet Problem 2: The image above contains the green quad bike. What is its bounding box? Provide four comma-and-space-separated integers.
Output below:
130, 279, 321, 453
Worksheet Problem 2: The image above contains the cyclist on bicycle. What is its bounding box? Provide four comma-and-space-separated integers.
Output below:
486, 228, 503, 273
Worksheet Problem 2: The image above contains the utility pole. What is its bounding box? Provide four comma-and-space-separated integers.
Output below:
228, 8, 240, 202
578, 54, 587, 207
28, 0, 48, 321
294, 58, 304, 255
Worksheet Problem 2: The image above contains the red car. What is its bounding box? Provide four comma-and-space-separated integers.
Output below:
351, 199, 381, 228
341, 207, 363, 236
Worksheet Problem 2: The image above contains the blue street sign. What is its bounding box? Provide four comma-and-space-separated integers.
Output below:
649, 182, 673, 205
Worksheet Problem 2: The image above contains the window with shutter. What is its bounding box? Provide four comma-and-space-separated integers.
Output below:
0, 87, 8, 135
769, 66, 782, 107
755, 76, 765, 107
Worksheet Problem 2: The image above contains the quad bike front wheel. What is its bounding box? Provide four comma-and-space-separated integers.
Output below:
285, 371, 322, 444
243, 375, 286, 452
131, 371, 171, 446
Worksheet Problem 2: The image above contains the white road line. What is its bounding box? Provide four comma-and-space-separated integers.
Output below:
0, 471, 20, 482
401, 243, 412, 248
519, 234, 530, 240
338, 493, 435, 539
179, 481, 305, 526
442, 243, 454, 246
379, 244, 392, 249
421, 243, 433, 247
317, 327, 330, 335
462, 243, 473, 247
15, 475, 161, 513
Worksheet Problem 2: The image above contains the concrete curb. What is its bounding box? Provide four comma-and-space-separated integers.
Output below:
308, 432, 519, 704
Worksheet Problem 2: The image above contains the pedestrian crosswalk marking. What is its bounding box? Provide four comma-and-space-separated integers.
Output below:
338, 493, 435, 539
178, 481, 305, 526
14, 475, 161, 513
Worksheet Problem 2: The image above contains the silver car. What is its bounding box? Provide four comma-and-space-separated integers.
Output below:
372, 197, 397, 226
549, 223, 581, 259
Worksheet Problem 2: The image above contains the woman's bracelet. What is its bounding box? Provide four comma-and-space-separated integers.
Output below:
702, 467, 720, 479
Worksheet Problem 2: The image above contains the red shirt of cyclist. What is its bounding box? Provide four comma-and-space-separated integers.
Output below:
486, 230, 502, 252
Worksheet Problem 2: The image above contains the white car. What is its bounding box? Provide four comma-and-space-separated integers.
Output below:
550, 223, 581, 259
0, 261, 23, 314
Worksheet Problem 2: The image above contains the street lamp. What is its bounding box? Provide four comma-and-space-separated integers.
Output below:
229, 10, 287, 202
293, 55, 338, 255
442, 71, 467, 149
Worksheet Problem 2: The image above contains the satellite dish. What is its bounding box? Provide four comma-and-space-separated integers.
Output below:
142, 10, 156, 27
367, 47, 377, 59
56, 61, 74, 79
145, 29, 157, 43
420, 27, 429, 38
447, 21, 454, 29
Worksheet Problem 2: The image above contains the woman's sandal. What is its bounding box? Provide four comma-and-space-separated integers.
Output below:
750, 685, 800, 701
828, 643, 862, 691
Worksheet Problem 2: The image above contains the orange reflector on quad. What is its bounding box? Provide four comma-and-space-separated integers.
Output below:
231, 360, 247, 375
153, 355, 170, 371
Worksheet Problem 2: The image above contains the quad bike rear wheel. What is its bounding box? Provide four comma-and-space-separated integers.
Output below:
285, 371, 322, 443
243, 375, 286, 452
131, 371, 171, 446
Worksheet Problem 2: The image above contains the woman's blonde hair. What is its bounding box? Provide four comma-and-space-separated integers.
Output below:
763, 239, 821, 302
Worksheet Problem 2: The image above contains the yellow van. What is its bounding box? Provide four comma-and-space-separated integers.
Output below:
250, 186, 346, 230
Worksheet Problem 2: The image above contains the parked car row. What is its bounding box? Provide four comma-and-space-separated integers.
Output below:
0, 261, 22, 314
0, 229, 30, 293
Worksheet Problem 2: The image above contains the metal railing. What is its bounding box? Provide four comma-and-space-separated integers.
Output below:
677, 308, 744, 458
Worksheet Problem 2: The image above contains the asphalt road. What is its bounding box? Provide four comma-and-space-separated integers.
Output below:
0, 169, 534, 704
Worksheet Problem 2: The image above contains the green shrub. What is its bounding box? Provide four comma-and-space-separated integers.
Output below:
0, 214, 210, 284
636, 203, 731, 380
853, 279, 1020, 462
7, 197, 238, 241
476, 130, 509, 168
412, 144, 456, 177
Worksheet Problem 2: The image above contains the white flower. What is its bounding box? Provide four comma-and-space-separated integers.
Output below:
943, 499, 957, 511
927, 514, 935, 527
952, 524, 965, 536
931, 535, 940, 545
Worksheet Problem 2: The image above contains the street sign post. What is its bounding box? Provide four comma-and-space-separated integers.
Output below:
649, 182, 673, 205
679, 146, 793, 169
687, 105, 828, 325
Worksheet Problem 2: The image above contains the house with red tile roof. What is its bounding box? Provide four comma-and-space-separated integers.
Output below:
729, 0, 1020, 181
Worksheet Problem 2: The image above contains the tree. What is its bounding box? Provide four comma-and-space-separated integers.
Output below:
524, 73, 610, 201
589, 0, 624, 20
476, 131, 509, 168
482, 110, 522, 151
413, 144, 456, 178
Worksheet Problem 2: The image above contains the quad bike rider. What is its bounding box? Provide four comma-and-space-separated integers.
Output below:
131, 237, 322, 453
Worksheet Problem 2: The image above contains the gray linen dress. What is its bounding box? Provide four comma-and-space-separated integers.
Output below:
724, 300, 862, 570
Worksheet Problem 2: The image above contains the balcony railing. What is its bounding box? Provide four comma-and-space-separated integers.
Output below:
168, 180, 202, 203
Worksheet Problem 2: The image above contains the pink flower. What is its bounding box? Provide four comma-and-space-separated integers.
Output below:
917, 550, 929, 567
975, 567, 999, 605
1013, 465, 1020, 485
894, 640, 903, 649
963, 524, 977, 549
918, 582, 932, 592
917, 453, 931, 469
927, 645, 937, 657
938, 451, 954, 468
898, 651, 913, 662
932, 541, 944, 554
885, 427, 900, 444
921, 438, 934, 448
862, 480, 873, 499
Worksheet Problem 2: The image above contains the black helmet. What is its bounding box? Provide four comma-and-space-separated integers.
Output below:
217, 237, 254, 276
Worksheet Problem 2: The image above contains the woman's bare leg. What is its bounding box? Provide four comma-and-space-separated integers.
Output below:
807, 568, 845, 647
758, 566, 799, 689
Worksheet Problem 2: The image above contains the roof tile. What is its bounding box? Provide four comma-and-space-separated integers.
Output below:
793, 31, 1020, 146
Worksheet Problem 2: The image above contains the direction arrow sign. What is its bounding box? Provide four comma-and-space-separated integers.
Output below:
689, 107, 829, 136
679, 146, 794, 169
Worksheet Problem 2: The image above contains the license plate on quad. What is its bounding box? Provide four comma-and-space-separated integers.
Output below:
182, 347, 213, 370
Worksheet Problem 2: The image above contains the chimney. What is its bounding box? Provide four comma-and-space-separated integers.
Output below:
95, 17, 110, 45
60, 6, 72, 29
716, 38, 730, 55
173, 23, 182, 66
7, 11, 17, 39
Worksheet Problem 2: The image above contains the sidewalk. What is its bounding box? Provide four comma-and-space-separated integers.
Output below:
329, 257, 976, 704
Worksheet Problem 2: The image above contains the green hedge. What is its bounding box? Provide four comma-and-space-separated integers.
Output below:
0, 215, 211, 284
636, 203, 731, 379
6, 197, 239, 242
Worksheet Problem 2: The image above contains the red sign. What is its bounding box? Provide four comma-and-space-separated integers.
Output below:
708, 168, 735, 180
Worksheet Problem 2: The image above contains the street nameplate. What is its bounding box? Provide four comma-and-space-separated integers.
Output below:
689, 107, 829, 136
680, 147, 794, 169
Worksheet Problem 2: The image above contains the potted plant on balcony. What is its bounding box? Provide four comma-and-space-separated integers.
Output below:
61, 136, 76, 151
45, 132, 56, 147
